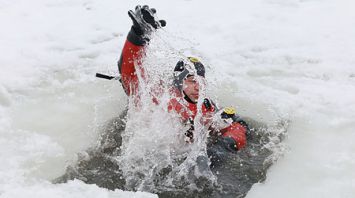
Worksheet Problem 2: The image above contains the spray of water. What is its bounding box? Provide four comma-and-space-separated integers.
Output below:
116, 32, 218, 193
52, 30, 288, 198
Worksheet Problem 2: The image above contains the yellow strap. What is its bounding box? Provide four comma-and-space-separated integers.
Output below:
224, 107, 236, 115
188, 57, 200, 63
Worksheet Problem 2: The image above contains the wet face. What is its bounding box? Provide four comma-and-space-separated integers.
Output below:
183, 76, 200, 102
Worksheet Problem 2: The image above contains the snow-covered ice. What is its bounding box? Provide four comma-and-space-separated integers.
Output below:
1, 0, 354, 197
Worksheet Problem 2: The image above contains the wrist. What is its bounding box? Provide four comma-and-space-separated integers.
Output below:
127, 27, 148, 46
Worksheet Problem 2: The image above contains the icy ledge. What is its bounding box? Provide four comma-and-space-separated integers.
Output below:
0, 180, 157, 198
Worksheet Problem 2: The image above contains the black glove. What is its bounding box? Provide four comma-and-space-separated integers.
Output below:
128, 5, 166, 36
207, 136, 237, 166
217, 136, 237, 152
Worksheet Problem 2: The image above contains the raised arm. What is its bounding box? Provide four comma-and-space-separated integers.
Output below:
118, 28, 145, 96
118, 5, 166, 95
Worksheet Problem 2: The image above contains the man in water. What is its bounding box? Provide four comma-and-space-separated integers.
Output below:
118, 5, 248, 156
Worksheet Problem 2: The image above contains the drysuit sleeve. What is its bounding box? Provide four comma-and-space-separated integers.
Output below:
211, 107, 248, 151
221, 121, 247, 150
117, 27, 147, 96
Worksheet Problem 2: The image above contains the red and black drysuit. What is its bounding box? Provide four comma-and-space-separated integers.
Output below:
117, 28, 248, 151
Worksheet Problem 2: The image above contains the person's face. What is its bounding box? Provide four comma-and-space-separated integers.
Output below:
183, 76, 200, 102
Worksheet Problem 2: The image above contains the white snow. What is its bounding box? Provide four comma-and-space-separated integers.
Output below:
0, 0, 354, 197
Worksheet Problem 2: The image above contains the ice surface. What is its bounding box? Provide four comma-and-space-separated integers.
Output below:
0, 0, 354, 197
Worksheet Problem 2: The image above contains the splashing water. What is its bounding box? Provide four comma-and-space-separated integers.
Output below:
117, 34, 218, 193
54, 31, 288, 198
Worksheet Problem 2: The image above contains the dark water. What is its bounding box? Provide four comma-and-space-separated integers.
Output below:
53, 110, 287, 198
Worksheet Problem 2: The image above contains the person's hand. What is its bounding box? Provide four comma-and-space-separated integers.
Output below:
128, 5, 166, 36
